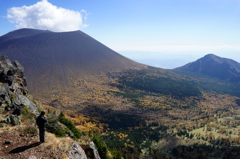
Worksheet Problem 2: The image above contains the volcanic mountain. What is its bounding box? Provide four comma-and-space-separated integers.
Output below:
176, 54, 240, 82
0, 28, 145, 98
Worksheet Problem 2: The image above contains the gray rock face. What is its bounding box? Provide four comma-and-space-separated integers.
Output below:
0, 84, 11, 106
13, 94, 38, 115
2, 114, 21, 125
0, 55, 27, 94
67, 142, 87, 159
0, 55, 38, 117
28, 155, 37, 159
0, 56, 14, 74
89, 141, 101, 159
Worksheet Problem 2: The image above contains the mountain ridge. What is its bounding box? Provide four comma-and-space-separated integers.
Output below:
0, 28, 51, 41
0, 28, 145, 97
176, 53, 240, 82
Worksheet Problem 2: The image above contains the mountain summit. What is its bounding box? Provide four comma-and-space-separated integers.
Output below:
177, 54, 240, 82
0, 28, 145, 97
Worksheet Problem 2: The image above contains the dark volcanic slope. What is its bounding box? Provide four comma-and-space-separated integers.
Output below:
0, 28, 145, 95
176, 54, 240, 82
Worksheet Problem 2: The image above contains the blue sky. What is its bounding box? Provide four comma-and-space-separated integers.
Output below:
0, 0, 240, 68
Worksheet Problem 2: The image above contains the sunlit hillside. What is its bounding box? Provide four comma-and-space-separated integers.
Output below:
1, 29, 240, 158
0, 28, 145, 99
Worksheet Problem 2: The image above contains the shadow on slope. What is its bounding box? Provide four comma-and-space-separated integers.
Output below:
9, 142, 41, 154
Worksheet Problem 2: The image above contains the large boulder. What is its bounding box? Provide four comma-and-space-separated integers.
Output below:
13, 94, 38, 115
89, 141, 101, 159
67, 142, 87, 159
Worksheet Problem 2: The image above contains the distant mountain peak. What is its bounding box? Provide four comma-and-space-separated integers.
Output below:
204, 53, 216, 57
202, 54, 230, 64
176, 54, 240, 82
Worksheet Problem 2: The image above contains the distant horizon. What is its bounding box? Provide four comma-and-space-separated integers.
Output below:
119, 51, 240, 69
0, 28, 239, 69
1, 0, 239, 69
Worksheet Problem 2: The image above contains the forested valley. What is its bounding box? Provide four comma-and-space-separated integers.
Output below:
45, 67, 240, 158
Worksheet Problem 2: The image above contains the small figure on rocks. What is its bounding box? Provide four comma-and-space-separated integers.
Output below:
36, 111, 47, 143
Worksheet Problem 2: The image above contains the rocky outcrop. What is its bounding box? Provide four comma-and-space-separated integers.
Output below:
67, 142, 87, 159
67, 142, 102, 159
13, 94, 38, 115
0, 56, 27, 95
0, 55, 38, 125
89, 141, 101, 159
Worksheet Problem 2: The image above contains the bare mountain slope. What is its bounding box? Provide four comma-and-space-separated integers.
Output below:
0, 28, 145, 97
176, 54, 240, 82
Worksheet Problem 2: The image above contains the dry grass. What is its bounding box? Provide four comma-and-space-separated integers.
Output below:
44, 132, 73, 152
0, 123, 81, 159
0, 124, 21, 132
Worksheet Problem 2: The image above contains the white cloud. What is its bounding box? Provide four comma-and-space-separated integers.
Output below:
7, 0, 88, 31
